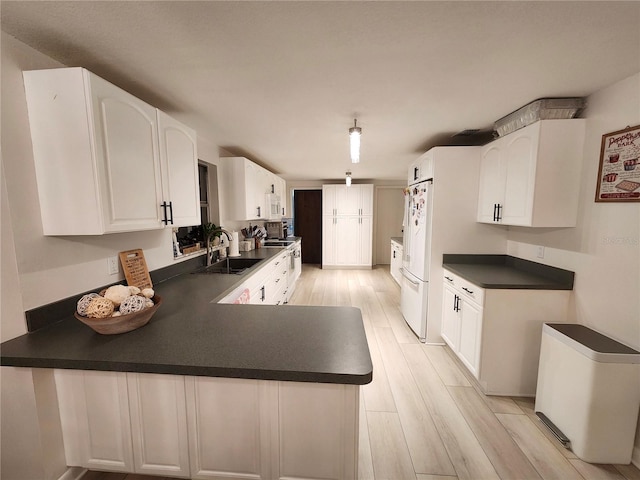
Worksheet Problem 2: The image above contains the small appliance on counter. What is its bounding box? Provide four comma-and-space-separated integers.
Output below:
265, 219, 289, 239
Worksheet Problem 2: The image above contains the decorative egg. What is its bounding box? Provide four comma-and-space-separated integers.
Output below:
86, 297, 115, 319
77, 293, 100, 316
104, 284, 131, 306
141, 288, 154, 299
119, 295, 146, 315
128, 286, 141, 296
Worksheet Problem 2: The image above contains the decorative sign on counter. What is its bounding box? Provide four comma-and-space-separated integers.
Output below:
595, 125, 640, 202
119, 249, 153, 289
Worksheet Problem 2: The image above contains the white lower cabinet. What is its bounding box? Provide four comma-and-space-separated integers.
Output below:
185, 377, 271, 479
56, 370, 190, 476
441, 268, 571, 396
277, 382, 358, 480
323, 215, 372, 268
127, 373, 190, 478
55, 370, 135, 472
55, 370, 360, 479
218, 251, 291, 305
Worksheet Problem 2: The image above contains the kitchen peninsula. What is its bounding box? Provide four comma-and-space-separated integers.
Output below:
1, 249, 372, 480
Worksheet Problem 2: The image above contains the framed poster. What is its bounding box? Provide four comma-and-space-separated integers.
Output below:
595, 125, 640, 202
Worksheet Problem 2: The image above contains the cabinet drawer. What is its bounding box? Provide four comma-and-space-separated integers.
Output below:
442, 269, 485, 306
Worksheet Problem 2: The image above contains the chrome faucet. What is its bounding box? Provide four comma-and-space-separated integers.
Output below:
218, 228, 235, 257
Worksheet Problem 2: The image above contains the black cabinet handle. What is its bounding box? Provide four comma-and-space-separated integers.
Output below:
260, 286, 266, 302
493, 203, 498, 222
393, 251, 396, 258
168, 201, 174, 225
453, 295, 460, 312
257, 206, 261, 218
161, 202, 168, 225
161, 201, 172, 225
496, 204, 502, 222
445, 276, 453, 282
271, 184, 275, 194
462, 286, 474, 295
282, 207, 285, 215
413, 167, 419, 181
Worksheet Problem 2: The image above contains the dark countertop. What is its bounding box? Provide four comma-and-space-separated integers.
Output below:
1, 248, 373, 385
391, 237, 403, 246
442, 254, 574, 290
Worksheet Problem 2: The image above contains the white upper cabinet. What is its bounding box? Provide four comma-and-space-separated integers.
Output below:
220, 157, 285, 221
407, 152, 434, 184
23, 67, 199, 235
323, 184, 373, 216
156, 110, 201, 228
477, 119, 585, 227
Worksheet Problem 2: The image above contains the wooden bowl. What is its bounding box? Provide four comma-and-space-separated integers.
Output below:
75, 295, 162, 335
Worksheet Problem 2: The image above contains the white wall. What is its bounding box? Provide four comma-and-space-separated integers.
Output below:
0, 32, 222, 479
506, 72, 640, 464
507, 73, 640, 349
1, 32, 221, 312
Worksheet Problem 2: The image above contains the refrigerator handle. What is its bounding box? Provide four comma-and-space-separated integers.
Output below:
400, 268, 420, 286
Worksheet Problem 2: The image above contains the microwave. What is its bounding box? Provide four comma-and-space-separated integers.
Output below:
265, 220, 288, 239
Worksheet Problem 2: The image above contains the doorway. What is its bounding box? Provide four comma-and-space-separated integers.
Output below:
374, 186, 405, 264
293, 190, 322, 264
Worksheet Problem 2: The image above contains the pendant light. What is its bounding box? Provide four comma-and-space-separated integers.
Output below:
349, 119, 361, 163
346, 171, 352, 186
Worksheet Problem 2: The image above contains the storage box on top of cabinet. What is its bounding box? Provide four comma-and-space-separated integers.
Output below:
23, 67, 200, 235
477, 119, 585, 227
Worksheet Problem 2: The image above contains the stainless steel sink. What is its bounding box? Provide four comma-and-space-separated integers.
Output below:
193, 257, 263, 275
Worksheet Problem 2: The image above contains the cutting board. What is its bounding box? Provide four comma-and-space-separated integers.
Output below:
119, 249, 153, 289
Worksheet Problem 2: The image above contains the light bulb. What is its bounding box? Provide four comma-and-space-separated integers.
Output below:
349, 120, 361, 163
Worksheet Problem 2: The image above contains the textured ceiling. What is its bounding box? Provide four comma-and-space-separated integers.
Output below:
2, 1, 639, 181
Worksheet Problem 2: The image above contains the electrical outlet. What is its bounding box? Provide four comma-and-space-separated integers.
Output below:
536, 246, 545, 259
107, 256, 119, 275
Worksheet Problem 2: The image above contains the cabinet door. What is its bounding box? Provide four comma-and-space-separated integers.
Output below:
477, 142, 506, 223
458, 298, 483, 378
89, 72, 164, 233
185, 377, 271, 479
322, 216, 337, 266
502, 130, 536, 226
359, 184, 374, 216
55, 369, 134, 472
358, 215, 373, 266
127, 373, 190, 478
322, 185, 337, 216
157, 110, 200, 227
336, 185, 360, 215
336, 216, 360, 265
275, 176, 287, 216
276, 382, 358, 480
244, 162, 263, 219
441, 286, 460, 349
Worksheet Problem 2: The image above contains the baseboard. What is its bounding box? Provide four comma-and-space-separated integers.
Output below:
58, 466, 87, 480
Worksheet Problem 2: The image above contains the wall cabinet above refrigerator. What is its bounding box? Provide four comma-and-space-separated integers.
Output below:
477, 119, 585, 227
23, 67, 200, 235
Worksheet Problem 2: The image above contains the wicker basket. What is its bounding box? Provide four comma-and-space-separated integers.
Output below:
75, 296, 162, 335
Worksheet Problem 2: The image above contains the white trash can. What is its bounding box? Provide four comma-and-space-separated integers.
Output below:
535, 323, 640, 464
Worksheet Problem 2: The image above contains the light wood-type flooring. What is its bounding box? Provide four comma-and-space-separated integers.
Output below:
85, 265, 640, 480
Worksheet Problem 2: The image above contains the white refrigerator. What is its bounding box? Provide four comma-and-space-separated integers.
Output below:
399, 147, 507, 344
400, 178, 433, 341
